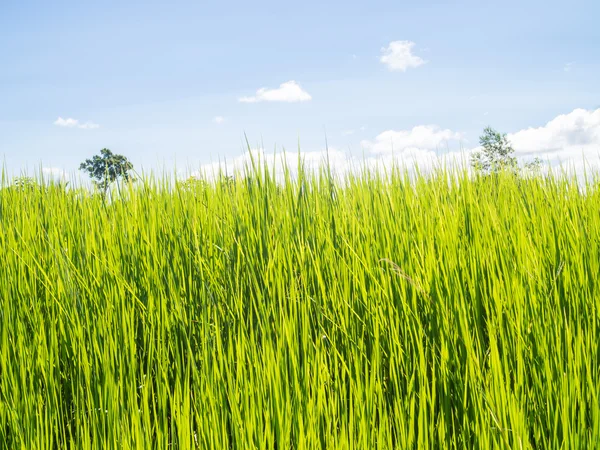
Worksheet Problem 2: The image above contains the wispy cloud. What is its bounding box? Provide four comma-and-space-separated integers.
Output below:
213, 116, 225, 125
564, 62, 575, 72
360, 125, 464, 154
54, 117, 99, 129
239, 80, 312, 103
54, 117, 79, 128
78, 122, 100, 129
342, 126, 367, 136
380, 40, 426, 72
42, 167, 67, 180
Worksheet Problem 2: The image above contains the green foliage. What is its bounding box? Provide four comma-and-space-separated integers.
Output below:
177, 176, 207, 192
11, 176, 37, 191
525, 157, 544, 171
79, 148, 134, 196
1, 165, 600, 448
2, 177, 69, 196
471, 126, 518, 173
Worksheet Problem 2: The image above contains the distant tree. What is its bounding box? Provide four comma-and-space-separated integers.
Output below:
177, 176, 208, 194
12, 176, 37, 192
4, 176, 70, 194
79, 149, 134, 197
524, 157, 543, 172
471, 127, 517, 174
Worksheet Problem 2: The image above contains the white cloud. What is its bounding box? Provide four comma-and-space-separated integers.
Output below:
192, 146, 468, 184
187, 108, 600, 183
508, 108, 600, 163
239, 80, 312, 103
54, 117, 79, 128
54, 117, 99, 129
192, 127, 466, 182
380, 41, 426, 72
78, 122, 100, 129
360, 125, 464, 154
42, 167, 67, 180
192, 147, 357, 182
564, 62, 575, 72
342, 127, 366, 136
213, 116, 225, 125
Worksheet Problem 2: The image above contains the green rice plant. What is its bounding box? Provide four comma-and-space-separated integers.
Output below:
0, 162, 599, 449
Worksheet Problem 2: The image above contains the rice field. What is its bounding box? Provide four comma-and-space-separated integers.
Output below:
1, 164, 600, 449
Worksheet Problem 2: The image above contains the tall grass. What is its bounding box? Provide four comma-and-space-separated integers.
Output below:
1, 164, 599, 448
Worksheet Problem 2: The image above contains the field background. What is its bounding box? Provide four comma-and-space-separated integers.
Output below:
1, 166, 599, 449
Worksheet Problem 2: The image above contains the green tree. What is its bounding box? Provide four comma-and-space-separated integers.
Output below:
524, 157, 543, 172
177, 176, 208, 196
79, 149, 134, 197
12, 176, 37, 192
471, 127, 517, 174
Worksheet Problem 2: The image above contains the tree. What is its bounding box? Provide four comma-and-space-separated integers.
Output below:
177, 176, 208, 196
79, 149, 134, 197
471, 127, 517, 174
12, 176, 37, 192
524, 157, 543, 172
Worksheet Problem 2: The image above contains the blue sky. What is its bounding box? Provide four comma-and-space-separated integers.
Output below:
1, 0, 599, 178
